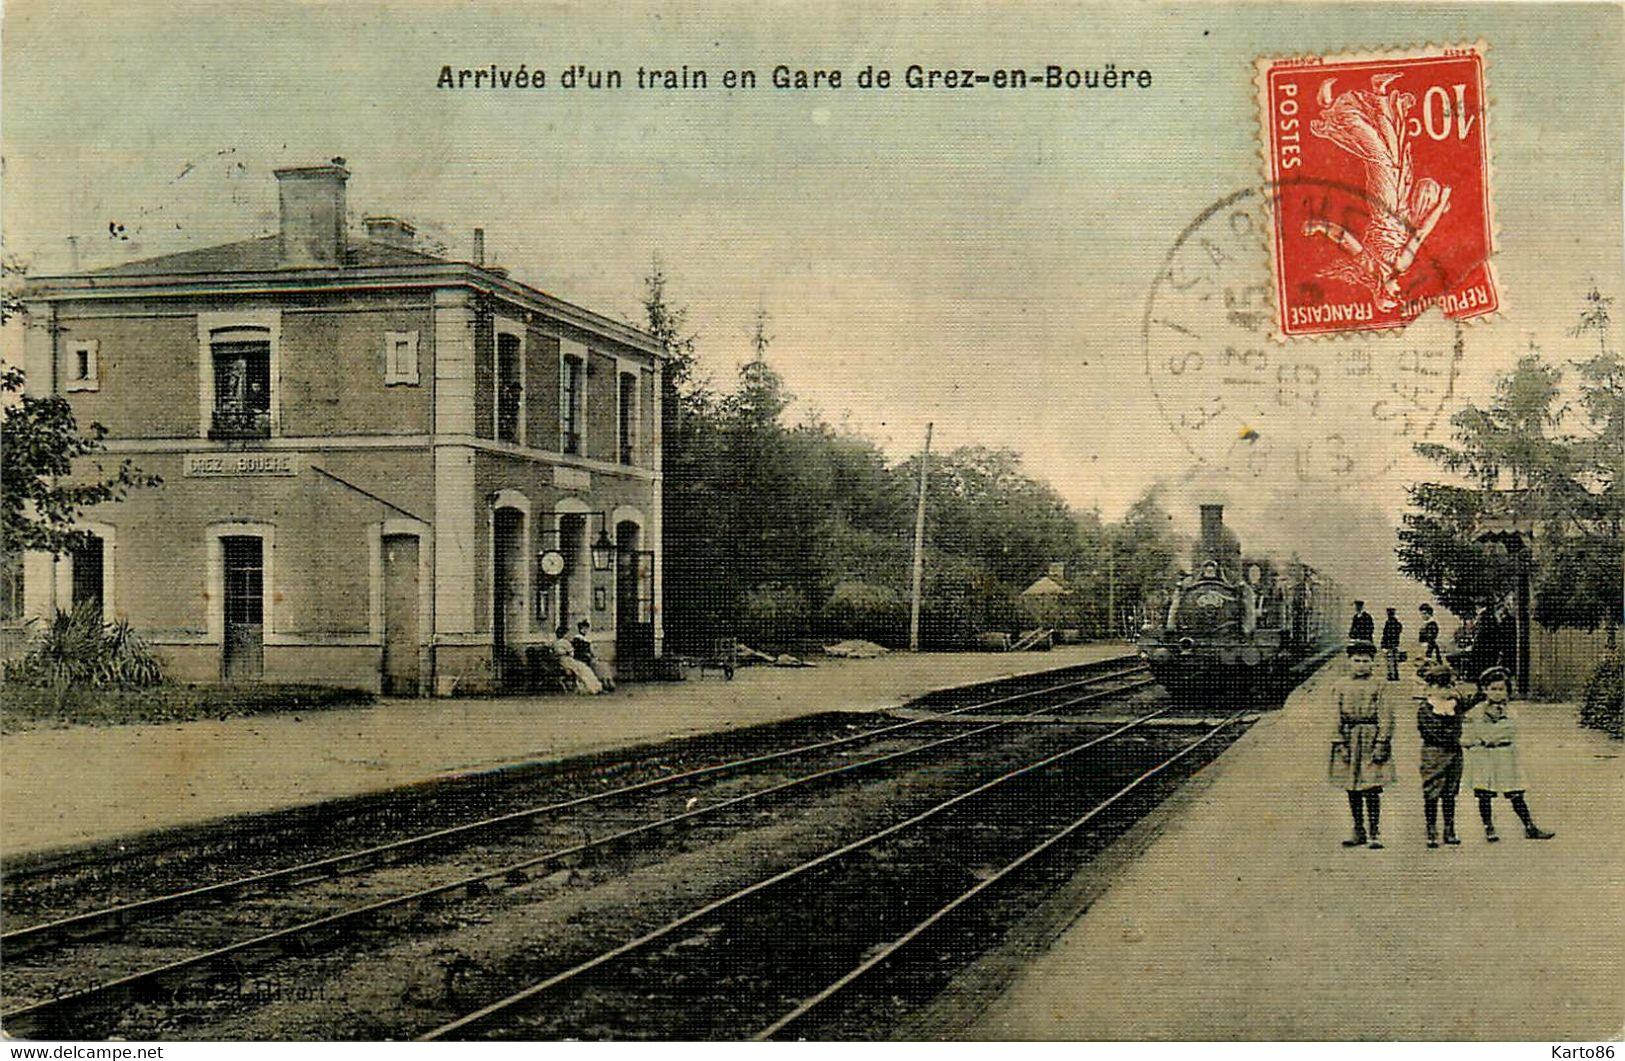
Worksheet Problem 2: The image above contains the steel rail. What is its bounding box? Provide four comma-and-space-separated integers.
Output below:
755, 709, 1248, 1039
415, 707, 1172, 1042
0, 672, 1155, 1039
2, 658, 1144, 957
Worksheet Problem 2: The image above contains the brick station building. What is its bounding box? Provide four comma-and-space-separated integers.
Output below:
18, 162, 665, 694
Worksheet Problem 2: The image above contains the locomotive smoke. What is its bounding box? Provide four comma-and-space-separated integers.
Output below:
1169, 485, 1436, 620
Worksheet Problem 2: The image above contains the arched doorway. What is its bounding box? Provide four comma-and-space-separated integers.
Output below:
492, 506, 526, 685
616, 519, 654, 672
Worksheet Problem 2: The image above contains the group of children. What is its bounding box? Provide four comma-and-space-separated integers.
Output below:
1328, 639, 1554, 849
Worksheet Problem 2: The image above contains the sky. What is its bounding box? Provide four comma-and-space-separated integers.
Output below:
4, 0, 1621, 610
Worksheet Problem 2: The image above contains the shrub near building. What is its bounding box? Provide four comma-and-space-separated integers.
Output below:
1579, 650, 1623, 739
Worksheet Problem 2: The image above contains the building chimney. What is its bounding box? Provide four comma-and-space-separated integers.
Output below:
1048, 561, 1067, 582
472, 227, 485, 266
1198, 504, 1225, 559
363, 216, 416, 249
273, 162, 349, 265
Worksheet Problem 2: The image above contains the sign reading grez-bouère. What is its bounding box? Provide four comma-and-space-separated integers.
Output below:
183, 453, 301, 478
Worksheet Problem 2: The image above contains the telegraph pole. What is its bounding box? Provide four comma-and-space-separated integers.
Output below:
1106, 546, 1117, 641
909, 422, 933, 652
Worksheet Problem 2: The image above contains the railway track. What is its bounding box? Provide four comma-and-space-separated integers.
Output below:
420, 710, 1247, 1040
2, 659, 1162, 1039
3, 658, 1147, 901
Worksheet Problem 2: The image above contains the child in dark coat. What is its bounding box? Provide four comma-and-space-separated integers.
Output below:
1415, 663, 1464, 848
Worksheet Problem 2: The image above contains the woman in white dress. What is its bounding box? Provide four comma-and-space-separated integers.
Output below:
554, 637, 604, 695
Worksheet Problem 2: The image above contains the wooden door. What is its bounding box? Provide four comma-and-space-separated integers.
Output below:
381, 534, 420, 695
492, 509, 525, 684
616, 547, 656, 668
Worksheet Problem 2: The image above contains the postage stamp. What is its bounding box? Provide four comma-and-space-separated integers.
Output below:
1256, 43, 1498, 338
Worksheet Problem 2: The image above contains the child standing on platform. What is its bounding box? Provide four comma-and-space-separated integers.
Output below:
1415, 663, 1464, 848
1328, 640, 1395, 849
1461, 666, 1555, 842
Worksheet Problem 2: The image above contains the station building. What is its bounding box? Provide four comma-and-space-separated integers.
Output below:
18, 162, 665, 694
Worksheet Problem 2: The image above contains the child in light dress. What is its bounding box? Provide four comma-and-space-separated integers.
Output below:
1460, 666, 1554, 842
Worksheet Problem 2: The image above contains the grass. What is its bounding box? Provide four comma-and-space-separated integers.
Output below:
0, 681, 376, 734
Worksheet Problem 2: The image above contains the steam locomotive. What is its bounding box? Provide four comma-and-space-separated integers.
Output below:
1137, 504, 1342, 701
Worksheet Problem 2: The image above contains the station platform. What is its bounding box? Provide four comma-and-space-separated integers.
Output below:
959, 660, 1625, 1041
0, 643, 1127, 860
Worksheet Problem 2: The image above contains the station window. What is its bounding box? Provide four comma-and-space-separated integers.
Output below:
70, 534, 105, 619
618, 371, 638, 465
64, 340, 100, 392
209, 338, 272, 439
496, 331, 523, 443
560, 353, 584, 455
384, 330, 419, 386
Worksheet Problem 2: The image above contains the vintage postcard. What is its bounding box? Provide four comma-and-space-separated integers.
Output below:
1, 0, 1620, 1048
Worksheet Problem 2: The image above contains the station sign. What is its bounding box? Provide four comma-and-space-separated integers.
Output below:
553, 466, 591, 491
184, 452, 301, 478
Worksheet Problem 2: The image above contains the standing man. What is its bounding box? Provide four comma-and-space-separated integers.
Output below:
1381, 607, 1404, 681
1418, 604, 1443, 663
1349, 600, 1374, 644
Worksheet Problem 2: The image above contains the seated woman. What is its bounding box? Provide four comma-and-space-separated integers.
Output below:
553, 636, 604, 695
570, 619, 616, 691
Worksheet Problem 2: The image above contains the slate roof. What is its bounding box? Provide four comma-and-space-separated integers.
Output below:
83, 235, 452, 276
34, 230, 662, 355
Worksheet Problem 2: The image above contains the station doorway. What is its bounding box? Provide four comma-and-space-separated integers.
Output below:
616, 521, 654, 671
492, 508, 525, 685
221, 536, 264, 682
381, 534, 420, 695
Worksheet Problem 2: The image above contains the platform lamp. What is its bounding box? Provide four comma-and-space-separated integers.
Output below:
589, 513, 615, 572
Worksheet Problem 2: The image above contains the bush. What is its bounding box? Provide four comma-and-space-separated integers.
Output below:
1579, 649, 1622, 739
738, 582, 810, 651
2, 604, 163, 689
1, 681, 375, 732
817, 581, 906, 646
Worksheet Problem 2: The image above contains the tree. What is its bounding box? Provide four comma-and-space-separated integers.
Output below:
1399, 288, 1624, 634
641, 258, 727, 649
640, 254, 699, 395
635, 259, 1193, 651
1, 364, 162, 558
726, 306, 791, 429
1110, 487, 1184, 629
1396, 482, 1521, 616
1553, 285, 1625, 640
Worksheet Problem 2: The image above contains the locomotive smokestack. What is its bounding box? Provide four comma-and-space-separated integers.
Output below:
1199, 504, 1225, 558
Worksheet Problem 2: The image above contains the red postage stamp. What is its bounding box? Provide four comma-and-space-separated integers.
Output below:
1256, 43, 1498, 338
